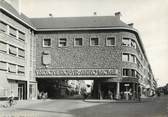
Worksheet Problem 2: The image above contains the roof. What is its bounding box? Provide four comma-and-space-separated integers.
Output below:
30, 16, 130, 30
0, 0, 35, 29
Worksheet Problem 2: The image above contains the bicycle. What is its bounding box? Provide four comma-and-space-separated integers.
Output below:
0, 99, 17, 108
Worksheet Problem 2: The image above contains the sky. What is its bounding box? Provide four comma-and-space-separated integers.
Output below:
19, 0, 168, 87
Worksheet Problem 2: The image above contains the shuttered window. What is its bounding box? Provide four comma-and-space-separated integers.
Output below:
9, 26, 16, 37
9, 45, 17, 55
8, 63, 16, 73
18, 31, 25, 41
0, 61, 7, 71
18, 65, 25, 74
0, 21, 7, 32
0, 41, 7, 53
18, 48, 25, 58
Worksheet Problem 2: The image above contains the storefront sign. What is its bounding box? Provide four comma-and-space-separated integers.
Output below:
35, 68, 118, 78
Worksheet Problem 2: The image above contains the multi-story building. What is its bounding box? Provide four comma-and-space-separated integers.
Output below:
33, 14, 156, 99
0, 0, 37, 100
0, 0, 156, 100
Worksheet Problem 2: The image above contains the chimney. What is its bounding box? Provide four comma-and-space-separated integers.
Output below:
93, 12, 97, 16
49, 13, 53, 17
128, 23, 134, 27
115, 12, 121, 19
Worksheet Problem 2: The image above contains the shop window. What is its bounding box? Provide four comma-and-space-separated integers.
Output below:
0, 61, 7, 71
18, 48, 25, 58
74, 38, 82, 46
9, 45, 17, 55
0, 21, 7, 32
106, 37, 115, 46
0, 41, 7, 53
90, 38, 99, 46
8, 63, 16, 73
59, 38, 67, 47
43, 38, 51, 47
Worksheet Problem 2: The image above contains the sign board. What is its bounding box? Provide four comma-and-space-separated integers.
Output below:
35, 68, 118, 78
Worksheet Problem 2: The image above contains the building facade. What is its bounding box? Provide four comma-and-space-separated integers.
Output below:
0, 0, 157, 100
0, 0, 37, 100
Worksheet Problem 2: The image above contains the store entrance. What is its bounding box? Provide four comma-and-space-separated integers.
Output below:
18, 82, 27, 100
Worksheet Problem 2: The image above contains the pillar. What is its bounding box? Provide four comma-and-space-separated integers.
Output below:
116, 82, 120, 99
133, 83, 136, 100
98, 83, 103, 100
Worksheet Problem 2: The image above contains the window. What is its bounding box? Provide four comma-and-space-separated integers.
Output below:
0, 21, 7, 32
122, 38, 130, 46
8, 63, 16, 73
90, 38, 99, 46
74, 38, 82, 46
59, 38, 67, 47
123, 69, 129, 76
123, 68, 136, 77
131, 40, 136, 49
18, 31, 25, 41
0, 61, 7, 71
122, 53, 129, 62
130, 54, 134, 62
9, 45, 17, 55
9, 26, 16, 37
0, 41, 7, 53
18, 65, 25, 74
18, 48, 25, 58
43, 38, 51, 47
122, 37, 137, 49
106, 37, 115, 46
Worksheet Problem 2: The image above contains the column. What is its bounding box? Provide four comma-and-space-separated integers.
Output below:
133, 83, 136, 100
98, 83, 102, 100
116, 82, 120, 99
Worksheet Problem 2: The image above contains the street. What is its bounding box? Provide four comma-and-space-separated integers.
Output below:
0, 95, 168, 117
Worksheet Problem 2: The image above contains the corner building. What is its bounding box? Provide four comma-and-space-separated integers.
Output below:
0, 0, 156, 100
33, 15, 156, 99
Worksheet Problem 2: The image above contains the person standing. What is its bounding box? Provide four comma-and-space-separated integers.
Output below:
8, 91, 14, 107
108, 90, 113, 100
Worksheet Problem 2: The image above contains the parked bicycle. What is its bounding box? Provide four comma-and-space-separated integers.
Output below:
0, 98, 17, 108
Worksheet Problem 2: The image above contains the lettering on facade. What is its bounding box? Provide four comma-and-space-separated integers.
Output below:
35, 68, 118, 77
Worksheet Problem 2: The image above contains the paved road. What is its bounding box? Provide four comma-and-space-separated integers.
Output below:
0, 95, 168, 117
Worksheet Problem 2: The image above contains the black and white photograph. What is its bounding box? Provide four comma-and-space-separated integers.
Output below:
0, 0, 168, 117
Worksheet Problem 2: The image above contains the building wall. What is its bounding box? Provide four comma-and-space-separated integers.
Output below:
0, 10, 36, 99
35, 30, 141, 78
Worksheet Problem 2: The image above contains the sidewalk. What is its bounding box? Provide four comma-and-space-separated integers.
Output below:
84, 97, 156, 103
0, 99, 51, 109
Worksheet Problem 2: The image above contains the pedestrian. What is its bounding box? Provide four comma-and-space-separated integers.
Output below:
138, 87, 141, 102
8, 91, 14, 107
108, 90, 113, 100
